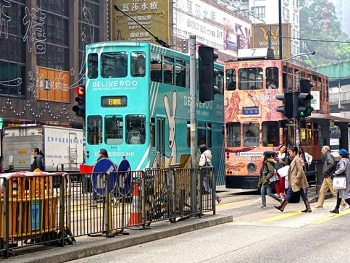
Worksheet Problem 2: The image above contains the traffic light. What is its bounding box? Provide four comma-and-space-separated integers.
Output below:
297, 79, 314, 118
72, 86, 85, 117
198, 46, 218, 102
275, 92, 294, 118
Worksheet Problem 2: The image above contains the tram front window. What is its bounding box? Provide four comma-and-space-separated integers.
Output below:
87, 116, 102, 145
243, 122, 259, 147
126, 115, 146, 144
101, 52, 127, 78
105, 115, 123, 145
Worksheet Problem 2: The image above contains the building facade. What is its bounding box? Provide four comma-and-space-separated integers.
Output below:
0, 0, 107, 130
333, 0, 350, 36
218, 0, 300, 58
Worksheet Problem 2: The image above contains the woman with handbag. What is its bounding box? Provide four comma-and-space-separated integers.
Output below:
330, 149, 350, 214
258, 151, 282, 208
274, 146, 312, 213
275, 145, 287, 198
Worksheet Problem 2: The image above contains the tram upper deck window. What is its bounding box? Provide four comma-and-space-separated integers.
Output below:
101, 52, 127, 78
126, 114, 146, 144
105, 115, 123, 145
175, 59, 187, 88
87, 53, 98, 79
131, 52, 146, 77
239, 68, 263, 90
164, 56, 174, 85
215, 70, 224, 94
151, 52, 162, 82
266, 67, 279, 89
226, 69, 237, 91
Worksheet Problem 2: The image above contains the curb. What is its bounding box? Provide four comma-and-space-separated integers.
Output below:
10, 214, 233, 263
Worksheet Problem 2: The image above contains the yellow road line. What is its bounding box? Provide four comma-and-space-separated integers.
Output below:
260, 211, 302, 222
311, 209, 350, 224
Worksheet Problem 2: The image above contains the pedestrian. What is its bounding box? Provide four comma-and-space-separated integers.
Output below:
259, 151, 282, 208
118, 156, 131, 196
315, 145, 346, 209
298, 147, 313, 172
330, 149, 350, 214
274, 146, 312, 213
91, 149, 109, 206
198, 144, 222, 204
275, 144, 287, 198
98, 149, 109, 160
31, 148, 44, 171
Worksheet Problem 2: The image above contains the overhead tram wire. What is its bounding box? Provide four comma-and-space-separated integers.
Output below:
113, 5, 171, 48
283, 36, 350, 44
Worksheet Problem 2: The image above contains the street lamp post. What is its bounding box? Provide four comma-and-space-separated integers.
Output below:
285, 51, 316, 61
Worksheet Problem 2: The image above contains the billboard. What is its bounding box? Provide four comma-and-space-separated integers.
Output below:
36, 67, 70, 103
173, 0, 251, 57
251, 23, 291, 60
111, 1, 170, 45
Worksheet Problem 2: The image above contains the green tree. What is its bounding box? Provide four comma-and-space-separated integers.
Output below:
300, 0, 350, 66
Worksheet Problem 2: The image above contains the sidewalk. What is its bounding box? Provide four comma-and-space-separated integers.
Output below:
10, 214, 232, 263
8, 186, 330, 263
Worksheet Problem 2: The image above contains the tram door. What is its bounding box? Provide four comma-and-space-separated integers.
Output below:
150, 117, 165, 168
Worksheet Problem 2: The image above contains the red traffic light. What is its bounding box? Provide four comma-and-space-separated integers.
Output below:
75, 87, 85, 97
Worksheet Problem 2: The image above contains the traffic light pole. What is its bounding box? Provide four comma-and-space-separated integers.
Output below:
189, 35, 197, 217
295, 118, 300, 146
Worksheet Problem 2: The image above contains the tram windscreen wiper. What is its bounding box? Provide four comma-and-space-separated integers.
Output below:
113, 5, 171, 48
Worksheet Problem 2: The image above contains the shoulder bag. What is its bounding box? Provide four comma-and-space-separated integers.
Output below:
333, 176, 346, 190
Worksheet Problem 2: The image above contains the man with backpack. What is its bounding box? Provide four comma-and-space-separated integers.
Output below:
315, 145, 346, 209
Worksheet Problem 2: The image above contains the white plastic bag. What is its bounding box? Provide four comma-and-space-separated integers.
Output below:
277, 165, 290, 178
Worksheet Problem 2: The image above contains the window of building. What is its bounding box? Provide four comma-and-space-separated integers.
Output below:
226, 122, 241, 147
239, 68, 263, 90
105, 115, 123, 145
101, 52, 127, 78
87, 115, 102, 145
251, 6, 265, 19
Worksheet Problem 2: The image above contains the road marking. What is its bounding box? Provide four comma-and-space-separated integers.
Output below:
260, 211, 302, 222
311, 209, 350, 224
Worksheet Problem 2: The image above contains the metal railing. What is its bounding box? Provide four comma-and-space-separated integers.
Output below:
0, 167, 216, 258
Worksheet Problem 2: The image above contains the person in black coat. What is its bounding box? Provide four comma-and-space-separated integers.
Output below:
31, 148, 44, 171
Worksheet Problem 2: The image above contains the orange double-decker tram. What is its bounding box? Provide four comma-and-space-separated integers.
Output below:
224, 48, 331, 189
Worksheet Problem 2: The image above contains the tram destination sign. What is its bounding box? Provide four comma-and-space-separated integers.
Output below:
101, 96, 127, 107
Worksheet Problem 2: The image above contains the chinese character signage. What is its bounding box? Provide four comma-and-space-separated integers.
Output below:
111, 1, 170, 45
37, 67, 70, 103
